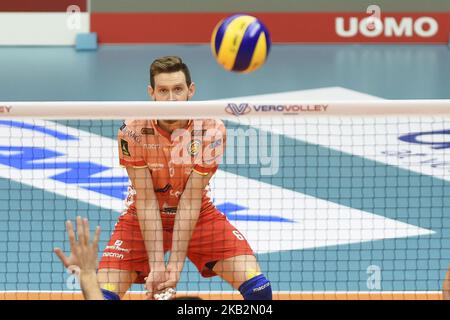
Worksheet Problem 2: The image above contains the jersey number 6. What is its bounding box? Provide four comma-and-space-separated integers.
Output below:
232, 230, 245, 241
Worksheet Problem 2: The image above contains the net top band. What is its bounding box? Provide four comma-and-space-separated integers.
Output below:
0, 100, 449, 119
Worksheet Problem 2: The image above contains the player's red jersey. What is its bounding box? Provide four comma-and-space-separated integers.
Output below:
118, 119, 226, 230
99, 119, 254, 280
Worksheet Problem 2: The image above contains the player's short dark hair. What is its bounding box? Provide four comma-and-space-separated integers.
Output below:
149, 56, 192, 88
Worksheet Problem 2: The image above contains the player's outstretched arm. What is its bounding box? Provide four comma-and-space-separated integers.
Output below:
443, 266, 450, 300
126, 166, 167, 299
75, 217, 103, 300
159, 171, 211, 291
54, 216, 103, 300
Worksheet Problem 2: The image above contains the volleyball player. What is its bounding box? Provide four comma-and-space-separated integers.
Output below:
55, 56, 271, 300
443, 267, 450, 300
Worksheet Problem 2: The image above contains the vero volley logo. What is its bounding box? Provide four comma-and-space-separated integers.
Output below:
226, 103, 329, 116
225, 103, 251, 116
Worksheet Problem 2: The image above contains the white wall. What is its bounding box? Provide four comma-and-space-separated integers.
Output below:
0, 13, 90, 45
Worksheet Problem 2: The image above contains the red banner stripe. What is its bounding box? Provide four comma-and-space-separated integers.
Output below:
91, 12, 450, 44
0, 0, 87, 12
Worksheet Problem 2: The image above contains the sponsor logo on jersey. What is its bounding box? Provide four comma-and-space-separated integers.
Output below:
120, 126, 141, 143
141, 127, 155, 135
121, 139, 131, 156
192, 129, 207, 137
188, 139, 201, 156
143, 143, 162, 149
102, 252, 124, 260
154, 183, 172, 193
105, 239, 130, 253
209, 139, 222, 149
162, 202, 177, 215
148, 163, 164, 169
169, 189, 183, 198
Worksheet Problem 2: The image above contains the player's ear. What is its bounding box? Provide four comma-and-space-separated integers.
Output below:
148, 85, 155, 99
187, 82, 196, 99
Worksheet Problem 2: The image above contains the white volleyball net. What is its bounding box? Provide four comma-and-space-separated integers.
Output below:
1, 99, 450, 300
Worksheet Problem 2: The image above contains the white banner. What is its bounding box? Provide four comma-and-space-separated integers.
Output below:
0, 13, 90, 45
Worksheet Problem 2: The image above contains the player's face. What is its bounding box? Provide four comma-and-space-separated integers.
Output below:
148, 71, 195, 102
148, 71, 196, 126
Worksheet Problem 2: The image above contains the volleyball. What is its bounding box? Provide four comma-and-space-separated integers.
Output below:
211, 14, 271, 73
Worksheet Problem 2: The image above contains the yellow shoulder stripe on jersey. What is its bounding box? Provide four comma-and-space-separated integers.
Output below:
192, 168, 210, 176
120, 164, 149, 169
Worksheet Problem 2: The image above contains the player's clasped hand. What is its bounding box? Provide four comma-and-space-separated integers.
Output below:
156, 264, 179, 297
145, 266, 177, 300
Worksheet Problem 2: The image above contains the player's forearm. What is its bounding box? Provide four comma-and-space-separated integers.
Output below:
168, 195, 202, 270
443, 268, 450, 300
80, 270, 104, 300
135, 198, 165, 269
